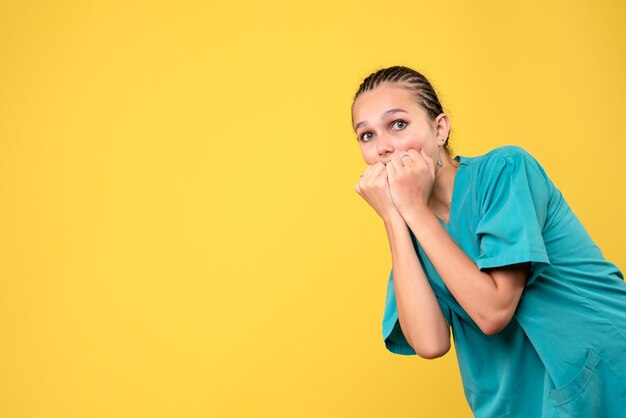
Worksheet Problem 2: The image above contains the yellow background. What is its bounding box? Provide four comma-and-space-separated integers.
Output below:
1, 0, 625, 417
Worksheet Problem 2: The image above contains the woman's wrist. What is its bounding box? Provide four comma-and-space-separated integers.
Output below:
400, 204, 436, 231
382, 209, 405, 227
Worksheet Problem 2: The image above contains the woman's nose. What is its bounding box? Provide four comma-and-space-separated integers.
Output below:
376, 132, 394, 157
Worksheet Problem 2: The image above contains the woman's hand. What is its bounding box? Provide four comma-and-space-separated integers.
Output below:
386, 148, 435, 217
355, 162, 401, 223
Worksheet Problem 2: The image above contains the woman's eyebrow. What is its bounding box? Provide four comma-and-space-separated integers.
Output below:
354, 120, 367, 130
355, 108, 409, 131
381, 108, 409, 118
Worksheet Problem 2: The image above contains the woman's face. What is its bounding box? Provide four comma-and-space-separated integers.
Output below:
352, 83, 441, 165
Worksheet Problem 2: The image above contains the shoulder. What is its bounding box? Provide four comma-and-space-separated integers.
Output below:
476, 145, 539, 166
463, 146, 551, 200
465, 145, 546, 179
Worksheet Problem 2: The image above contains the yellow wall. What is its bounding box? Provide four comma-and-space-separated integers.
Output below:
1, 1, 625, 417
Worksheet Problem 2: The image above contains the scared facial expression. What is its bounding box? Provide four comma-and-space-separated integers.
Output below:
352, 83, 443, 165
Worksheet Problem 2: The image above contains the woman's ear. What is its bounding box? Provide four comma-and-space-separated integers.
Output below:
434, 113, 451, 145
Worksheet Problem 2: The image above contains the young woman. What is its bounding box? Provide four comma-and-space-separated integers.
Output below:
353, 66, 626, 417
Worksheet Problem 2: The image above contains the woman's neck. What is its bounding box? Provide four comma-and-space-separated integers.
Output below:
428, 154, 459, 217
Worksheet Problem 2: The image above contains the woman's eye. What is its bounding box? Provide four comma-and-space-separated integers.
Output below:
392, 120, 407, 129
360, 132, 374, 142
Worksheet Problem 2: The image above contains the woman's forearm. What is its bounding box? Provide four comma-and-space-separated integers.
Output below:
383, 213, 451, 359
402, 206, 524, 335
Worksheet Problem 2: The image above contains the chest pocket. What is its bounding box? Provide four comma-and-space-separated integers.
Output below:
547, 348, 626, 417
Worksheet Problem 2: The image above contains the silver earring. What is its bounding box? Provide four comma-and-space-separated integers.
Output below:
437, 146, 443, 166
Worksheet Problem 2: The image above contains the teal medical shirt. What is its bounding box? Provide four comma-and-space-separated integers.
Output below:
382, 146, 626, 417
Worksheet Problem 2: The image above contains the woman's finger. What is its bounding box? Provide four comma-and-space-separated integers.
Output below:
419, 148, 432, 164
407, 148, 420, 162
399, 151, 415, 165
367, 162, 386, 180
385, 162, 396, 182
390, 154, 404, 172
385, 157, 397, 176
420, 148, 436, 178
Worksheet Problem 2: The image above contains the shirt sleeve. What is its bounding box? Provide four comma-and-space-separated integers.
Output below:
382, 269, 452, 355
475, 149, 551, 285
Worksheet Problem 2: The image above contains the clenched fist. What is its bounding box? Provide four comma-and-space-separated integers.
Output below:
385, 148, 435, 217
355, 162, 400, 222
